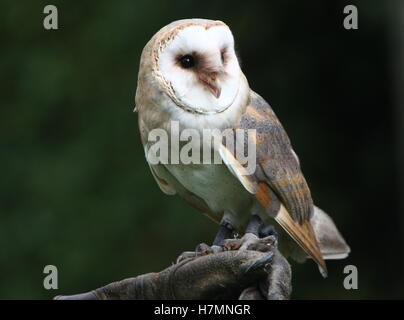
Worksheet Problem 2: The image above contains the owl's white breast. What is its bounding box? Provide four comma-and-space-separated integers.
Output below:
164, 160, 254, 230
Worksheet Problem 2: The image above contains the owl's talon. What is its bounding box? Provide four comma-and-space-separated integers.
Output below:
195, 242, 212, 254
247, 235, 277, 252
223, 238, 242, 250
224, 230, 278, 252
176, 251, 200, 263
223, 232, 260, 251
177, 242, 225, 263
195, 243, 223, 255
239, 233, 260, 250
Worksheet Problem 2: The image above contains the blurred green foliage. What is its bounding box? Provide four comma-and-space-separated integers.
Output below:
0, 0, 402, 299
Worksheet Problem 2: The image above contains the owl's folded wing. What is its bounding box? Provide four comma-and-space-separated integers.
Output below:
220, 90, 327, 276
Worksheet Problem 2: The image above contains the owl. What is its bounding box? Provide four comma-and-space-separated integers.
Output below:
135, 19, 350, 276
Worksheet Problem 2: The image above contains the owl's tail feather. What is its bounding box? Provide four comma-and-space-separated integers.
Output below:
311, 206, 351, 261
274, 204, 351, 277
275, 204, 328, 278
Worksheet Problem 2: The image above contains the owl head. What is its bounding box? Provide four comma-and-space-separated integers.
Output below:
136, 19, 249, 120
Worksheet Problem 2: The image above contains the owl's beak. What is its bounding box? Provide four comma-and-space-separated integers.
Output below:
199, 73, 221, 99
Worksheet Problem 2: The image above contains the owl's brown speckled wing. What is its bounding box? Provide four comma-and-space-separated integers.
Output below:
221, 90, 327, 276
239, 90, 313, 223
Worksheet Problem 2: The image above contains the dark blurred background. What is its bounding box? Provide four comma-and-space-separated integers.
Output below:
1, 0, 402, 299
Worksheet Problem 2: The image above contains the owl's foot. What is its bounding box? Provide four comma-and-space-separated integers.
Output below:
176, 221, 234, 263
224, 233, 277, 251
176, 243, 224, 263
224, 215, 277, 251
176, 218, 278, 263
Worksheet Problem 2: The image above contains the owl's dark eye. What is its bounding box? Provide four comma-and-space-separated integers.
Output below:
179, 55, 195, 69
221, 47, 228, 64
221, 50, 225, 63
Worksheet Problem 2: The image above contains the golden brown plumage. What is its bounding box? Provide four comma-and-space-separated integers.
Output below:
218, 90, 327, 275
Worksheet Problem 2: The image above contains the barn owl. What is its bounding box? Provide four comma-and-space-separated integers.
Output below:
135, 19, 350, 276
